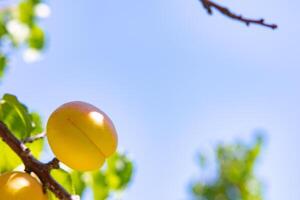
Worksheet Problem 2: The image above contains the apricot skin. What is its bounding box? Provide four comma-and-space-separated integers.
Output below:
0, 171, 47, 200
46, 101, 118, 171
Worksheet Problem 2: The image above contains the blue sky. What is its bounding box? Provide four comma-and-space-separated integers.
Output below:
1, 0, 300, 199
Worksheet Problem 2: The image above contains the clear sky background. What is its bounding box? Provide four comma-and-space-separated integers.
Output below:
0, 0, 299, 199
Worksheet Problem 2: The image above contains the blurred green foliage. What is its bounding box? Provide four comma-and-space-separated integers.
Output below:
49, 153, 134, 200
191, 136, 264, 200
0, 0, 46, 78
91, 153, 134, 199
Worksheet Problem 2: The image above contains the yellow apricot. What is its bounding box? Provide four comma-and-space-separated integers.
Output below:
46, 101, 118, 171
0, 171, 47, 200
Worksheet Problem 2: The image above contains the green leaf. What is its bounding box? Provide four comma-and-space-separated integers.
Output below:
29, 112, 43, 135
50, 169, 88, 199
26, 138, 44, 158
28, 26, 44, 49
0, 139, 22, 173
0, 54, 7, 78
25, 112, 44, 158
23, 112, 44, 161
70, 171, 86, 196
0, 23, 7, 38
0, 93, 40, 139
89, 152, 134, 199
0, 139, 41, 174
48, 192, 56, 200
91, 171, 109, 200
18, 1, 35, 25
51, 169, 73, 195
29, 0, 41, 5
106, 153, 134, 190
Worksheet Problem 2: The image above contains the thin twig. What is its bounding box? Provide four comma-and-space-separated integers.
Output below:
0, 121, 74, 200
22, 132, 46, 143
200, 0, 278, 29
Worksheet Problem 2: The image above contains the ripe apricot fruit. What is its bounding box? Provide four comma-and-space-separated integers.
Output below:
0, 171, 47, 200
46, 101, 118, 171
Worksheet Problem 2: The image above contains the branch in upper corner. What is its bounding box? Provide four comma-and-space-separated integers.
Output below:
200, 0, 278, 29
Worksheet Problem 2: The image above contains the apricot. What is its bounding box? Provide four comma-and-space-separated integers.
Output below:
46, 101, 118, 171
0, 171, 47, 200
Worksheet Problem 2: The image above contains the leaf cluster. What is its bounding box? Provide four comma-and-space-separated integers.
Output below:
48, 152, 134, 200
192, 136, 264, 200
0, 0, 46, 78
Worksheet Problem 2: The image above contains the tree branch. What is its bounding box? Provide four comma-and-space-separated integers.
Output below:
200, 0, 278, 29
0, 121, 74, 200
